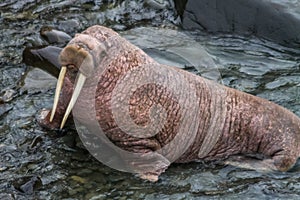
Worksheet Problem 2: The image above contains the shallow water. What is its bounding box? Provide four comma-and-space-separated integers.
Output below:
1, 0, 300, 199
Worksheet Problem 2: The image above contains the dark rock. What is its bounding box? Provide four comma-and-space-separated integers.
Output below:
40, 26, 72, 45
173, 0, 188, 16
19, 176, 42, 195
21, 68, 57, 94
12, 176, 42, 195
0, 194, 14, 200
22, 46, 62, 78
178, 0, 300, 47
144, 48, 193, 69
0, 104, 12, 118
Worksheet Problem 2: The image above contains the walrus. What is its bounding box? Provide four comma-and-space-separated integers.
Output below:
38, 25, 300, 182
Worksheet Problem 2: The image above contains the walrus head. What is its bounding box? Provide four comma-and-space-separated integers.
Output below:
50, 25, 118, 129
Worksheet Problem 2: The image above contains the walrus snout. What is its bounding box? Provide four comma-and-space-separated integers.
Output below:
59, 45, 95, 77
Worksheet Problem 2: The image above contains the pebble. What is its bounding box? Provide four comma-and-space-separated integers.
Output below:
71, 175, 87, 184
145, 0, 170, 9
0, 89, 16, 103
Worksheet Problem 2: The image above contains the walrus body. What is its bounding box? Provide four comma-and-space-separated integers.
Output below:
39, 25, 300, 181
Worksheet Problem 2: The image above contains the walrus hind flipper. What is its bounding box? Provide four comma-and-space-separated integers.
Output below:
224, 155, 281, 173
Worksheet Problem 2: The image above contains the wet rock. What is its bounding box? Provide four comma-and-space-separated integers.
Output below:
0, 89, 16, 103
0, 104, 12, 118
87, 194, 107, 200
40, 171, 66, 186
257, 85, 300, 108
60, 134, 77, 149
122, 27, 221, 82
22, 46, 62, 78
40, 26, 72, 44
0, 143, 17, 152
71, 175, 87, 184
29, 135, 43, 149
239, 65, 271, 76
68, 186, 85, 196
12, 176, 42, 195
19, 177, 42, 194
145, 0, 172, 9
188, 172, 222, 193
0, 194, 14, 200
144, 48, 192, 69
178, 0, 300, 47
0, 0, 38, 12
230, 78, 260, 93
58, 19, 82, 34
22, 68, 56, 94
265, 76, 300, 90
0, 166, 8, 172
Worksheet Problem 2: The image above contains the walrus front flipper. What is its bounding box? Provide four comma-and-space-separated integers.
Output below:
133, 152, 170, 182
115, 139, 170, 182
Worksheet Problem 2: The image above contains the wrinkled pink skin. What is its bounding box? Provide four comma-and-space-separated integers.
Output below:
38, 25, 300, 181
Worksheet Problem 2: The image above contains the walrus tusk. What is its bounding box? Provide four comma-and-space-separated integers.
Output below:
50, 66, 67, 122
60, 72, 87, 129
